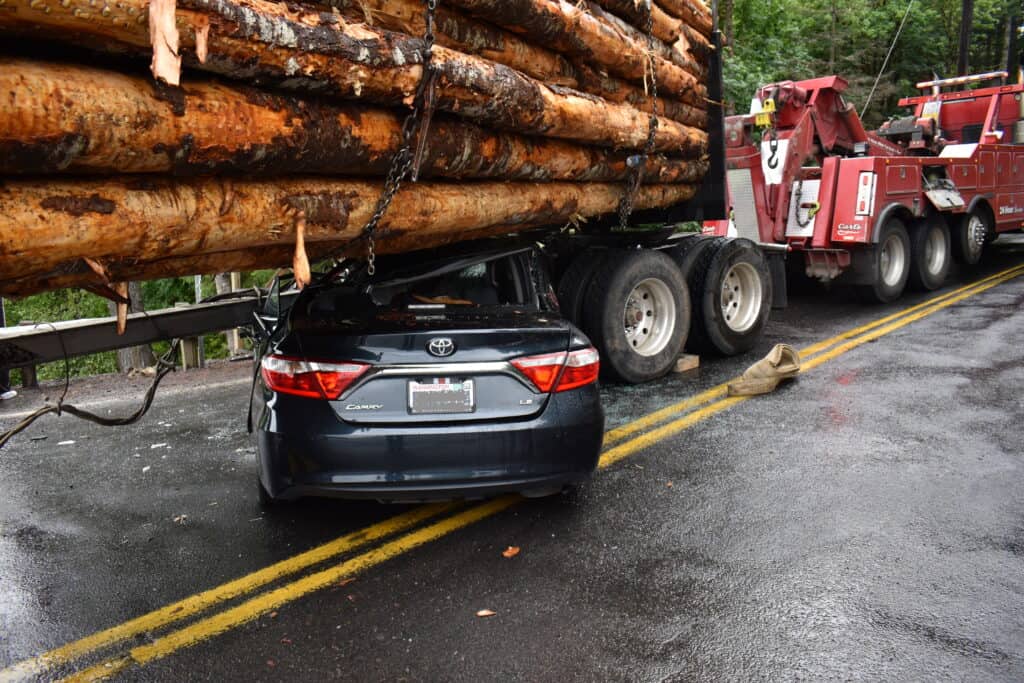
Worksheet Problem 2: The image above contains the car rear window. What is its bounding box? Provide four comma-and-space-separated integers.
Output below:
301, 254, 536, 319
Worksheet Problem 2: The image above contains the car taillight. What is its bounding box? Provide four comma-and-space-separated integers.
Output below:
556, 347, 600, 391
260, 355, 370, 400
512, 347, 599, 393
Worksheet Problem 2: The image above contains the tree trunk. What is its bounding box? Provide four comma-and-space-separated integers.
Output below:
0, 59, 708, 177
0, 178, 697, 295
105, 282, 158, 372
719, 0, 734, 47
0, 0, 705, 151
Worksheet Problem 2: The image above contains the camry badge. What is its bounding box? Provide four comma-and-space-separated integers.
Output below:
427, 337, 456, 357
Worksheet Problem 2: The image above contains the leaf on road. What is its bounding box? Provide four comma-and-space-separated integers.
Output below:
280, 637, 292, 645
475, 609, 496, 618
338, 577, 356, 587
502, 546, 520, 558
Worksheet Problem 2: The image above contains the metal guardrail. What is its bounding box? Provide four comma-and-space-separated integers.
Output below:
0, 291, 297, 371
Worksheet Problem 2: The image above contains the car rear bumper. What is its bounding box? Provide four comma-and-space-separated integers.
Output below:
256, 387, 604, 501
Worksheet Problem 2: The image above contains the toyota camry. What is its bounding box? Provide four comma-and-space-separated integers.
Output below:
252, 244, 604, 504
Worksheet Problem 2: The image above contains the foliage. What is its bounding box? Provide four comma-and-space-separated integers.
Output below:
723, 0, 1023, 126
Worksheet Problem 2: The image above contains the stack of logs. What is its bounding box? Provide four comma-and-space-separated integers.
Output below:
0, 0, 714, 298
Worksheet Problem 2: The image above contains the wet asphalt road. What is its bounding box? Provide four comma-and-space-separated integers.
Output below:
2, 241, 1024, 681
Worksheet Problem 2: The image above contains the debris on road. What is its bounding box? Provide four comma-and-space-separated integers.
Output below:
475, 609, 497, 618
502, 546, 521, 558
727, 344, 801, 397
172, 514, 187, 525
57, 440, 75, 446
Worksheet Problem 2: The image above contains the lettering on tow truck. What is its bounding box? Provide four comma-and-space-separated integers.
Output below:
999, 204, 1024, 216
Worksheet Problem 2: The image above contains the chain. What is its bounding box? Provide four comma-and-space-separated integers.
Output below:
617, 0, 659, 230
358, 0, 438, 276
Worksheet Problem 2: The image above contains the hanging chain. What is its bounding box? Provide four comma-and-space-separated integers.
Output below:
617, 0, 659, 230
359, 0, 438, 276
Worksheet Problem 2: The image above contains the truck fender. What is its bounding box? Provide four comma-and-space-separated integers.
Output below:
870, 203, 914, 243
965, 194, 994, 220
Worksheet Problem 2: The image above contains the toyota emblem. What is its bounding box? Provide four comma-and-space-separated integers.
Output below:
427, 337, 456, 357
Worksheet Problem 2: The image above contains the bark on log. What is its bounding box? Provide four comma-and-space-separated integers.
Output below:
322, 0, 705, 126
656, 0, 713, 37
379, 0, 708, 104
0, 0, 706, 152
0, 59, 707, 181
581, 1, 709, 80
323, 0, 578, 87
0, 178, 698, 288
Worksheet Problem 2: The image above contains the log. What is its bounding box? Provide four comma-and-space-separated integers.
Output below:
0, 0, 707, 152
0, 178, 698, 286
0, 223, 558, 297
591, 0, 713, 52
656, 0, 713, 37
444, 0, 706, 102
0, 58, 708, 181
322, 0, 705, 126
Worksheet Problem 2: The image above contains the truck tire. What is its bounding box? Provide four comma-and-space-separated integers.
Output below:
583, 249, 690, 384
688, 238, 772, 356
858, 218, 911, 303
670, 233, 717, 281
556, 250, 607, 325
952, 209, 988, 265
908, 218, 951, 291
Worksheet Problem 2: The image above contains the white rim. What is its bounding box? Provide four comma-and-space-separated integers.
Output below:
880, 233, 907, 287
966, 215, 986, 260
923, 225, 948, 275
623, 278, 676, 357
720, 262, 763, 333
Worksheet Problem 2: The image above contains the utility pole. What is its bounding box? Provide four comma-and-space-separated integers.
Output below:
958, 0, 975, 76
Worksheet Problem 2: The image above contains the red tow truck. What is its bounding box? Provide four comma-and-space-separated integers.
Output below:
704, 72, 1024, 302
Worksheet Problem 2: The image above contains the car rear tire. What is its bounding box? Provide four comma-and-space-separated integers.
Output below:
952, 208, 988, 265
556, 250, 607, 325
858, 218, 911, 303
687, 238, 772, 356
908, 218, 951, 291
583, 249, 690, 384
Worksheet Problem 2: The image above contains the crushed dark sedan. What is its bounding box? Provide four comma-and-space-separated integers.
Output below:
251, 245, 605, 504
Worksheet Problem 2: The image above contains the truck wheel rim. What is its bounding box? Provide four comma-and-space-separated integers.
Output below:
966, 215, 985, 260
623, 278, 676, 357
720, 262, 763, 333
880, 234, 907, 287
924, 225, 947, 275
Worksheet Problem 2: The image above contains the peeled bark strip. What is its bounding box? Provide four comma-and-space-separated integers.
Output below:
413, 0, 707, 104
0, 59, 707, 180
0, 178, 698, 286
0, 0, 705, 152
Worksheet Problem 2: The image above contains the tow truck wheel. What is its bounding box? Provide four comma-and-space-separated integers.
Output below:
583, 249, 690, 384
908, 218, 951, 291
687, 238, 772, 356
859, 218, 911, 303
952, 209, 989, 265
556, 250, 607, 325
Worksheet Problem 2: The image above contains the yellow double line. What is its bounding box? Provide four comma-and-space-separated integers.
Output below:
4, 263, 1023, 682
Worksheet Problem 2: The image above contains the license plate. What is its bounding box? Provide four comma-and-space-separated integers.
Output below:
408, 378, 475, 415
